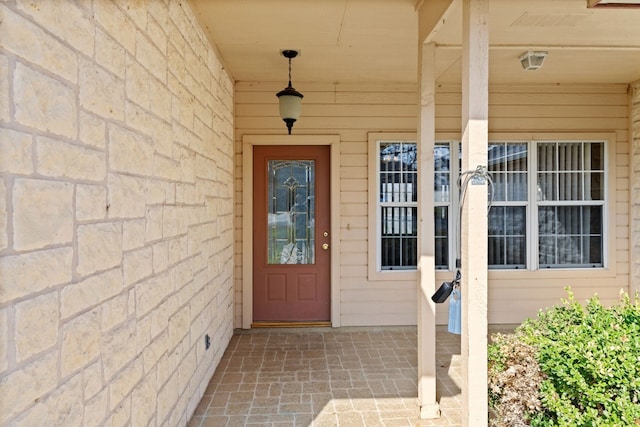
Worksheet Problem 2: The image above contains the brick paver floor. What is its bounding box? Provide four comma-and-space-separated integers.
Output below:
187, 326, 463, 427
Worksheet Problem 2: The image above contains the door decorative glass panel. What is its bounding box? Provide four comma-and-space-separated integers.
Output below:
267, 160, 315, 264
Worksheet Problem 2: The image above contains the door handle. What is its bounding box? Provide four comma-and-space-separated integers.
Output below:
322, 243, 329, 250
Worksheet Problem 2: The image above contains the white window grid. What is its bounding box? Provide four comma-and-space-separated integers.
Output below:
436, 139, 607, 271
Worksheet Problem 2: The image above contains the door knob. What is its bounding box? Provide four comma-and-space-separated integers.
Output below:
322, 243, 329, 250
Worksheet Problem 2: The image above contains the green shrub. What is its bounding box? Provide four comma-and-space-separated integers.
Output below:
489, 290, 640, 427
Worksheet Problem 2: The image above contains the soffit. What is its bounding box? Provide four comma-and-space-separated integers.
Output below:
190, 0, 640, 85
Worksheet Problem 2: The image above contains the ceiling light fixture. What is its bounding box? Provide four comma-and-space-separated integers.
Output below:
276, 50, 304, 134
587, 0, 640, 8
519, 50, 548, 71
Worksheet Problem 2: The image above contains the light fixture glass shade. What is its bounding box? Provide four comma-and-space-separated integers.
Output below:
277, 86, 303, 134
519, 51, 548, 71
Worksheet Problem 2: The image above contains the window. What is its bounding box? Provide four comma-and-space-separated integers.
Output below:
369, 134, 608, 277
536, 141, 605, 268
487, 142, 528, 269
376, 141, 418, 270
434, 143, 452, 269
437, 139, 607, 270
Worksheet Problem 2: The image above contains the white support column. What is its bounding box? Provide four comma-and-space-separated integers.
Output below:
460, 0, 489, 426
417, 42, 440, 420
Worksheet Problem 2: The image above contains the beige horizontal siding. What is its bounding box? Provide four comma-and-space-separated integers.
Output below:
234, 81, 631, 327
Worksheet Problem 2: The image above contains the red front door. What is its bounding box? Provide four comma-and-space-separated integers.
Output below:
253, 145, 331, 323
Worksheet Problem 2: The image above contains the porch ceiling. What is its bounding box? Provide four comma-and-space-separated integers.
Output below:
190, 0, 640, 86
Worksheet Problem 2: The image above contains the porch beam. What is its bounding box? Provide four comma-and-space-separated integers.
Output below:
417, 0, 457, 44
460, 0, 489, 426
417, 41, 439, 420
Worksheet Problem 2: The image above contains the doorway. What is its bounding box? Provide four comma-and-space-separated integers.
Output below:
252, 145, 331, 324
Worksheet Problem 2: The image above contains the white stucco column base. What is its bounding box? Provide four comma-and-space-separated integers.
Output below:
420, 402, 441, 419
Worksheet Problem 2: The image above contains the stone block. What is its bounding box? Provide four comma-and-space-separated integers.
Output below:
156, 373, 178, 424
109, 359, 142, 411
93, 0, 136, 54
0, 180, 6, 251
108, 123, 153, 176
17, 0, 94, 56
124, 100, 152, 136
61, 268, 122, 319
123, 247, 152, 286
114, 0, 147, 29
135, 274, 168, 318
13, 373, 83, 427
168, 237, 185, 265
179, 156, 196, 186
146, 179, 166, 205
128, 289, 136, 315
163, 206, 182, 238
108, 173, 146, 219
168, 305, 190, 348
79, 111, 106, 149
122, 219, 146, 250
83, 360, 103, 400
153, 241, 169, 273
152, 117, 173, 157
173, 260, 193, 290
131, 374, 157, 427
0, 351, 57, 425
141, 330, 167, 372
146, 206, 163, 242
147, 13, 168, 53
148, 0, 169, 29
167, 42, 186, 84
37, 136, 106, 181
136, 31, 166, 84
76, 184, 107, 221
0, 127, 33, 175
102, 322, 136, 381
83, 388, 108, 426
95, 28, 126, 79
149, 76, 172, 121
76, 222, 122, 277
126, 58, 151, 109
13, 178, 73, 251
79, 59, 125, 121
61, 309, 100, 376
0, 55, 8, 122
165, 182, 177, 204
0, 247, 73, 304
0, 5, 77, 83
106, 397, 131, 427
14, 64, 77, 138
135, 313, 152, 354
14, 291, 59, 362
0, 308, 6, 373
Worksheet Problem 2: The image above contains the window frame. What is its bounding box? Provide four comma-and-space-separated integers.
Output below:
367, 132, 617, 282
368, 133, 418, 281
438, 132, 615, 274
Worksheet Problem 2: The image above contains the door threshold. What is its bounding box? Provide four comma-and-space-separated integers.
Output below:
251, 321, 332, 328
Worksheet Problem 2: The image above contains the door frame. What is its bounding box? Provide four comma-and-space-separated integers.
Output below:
242, 134, 341, 329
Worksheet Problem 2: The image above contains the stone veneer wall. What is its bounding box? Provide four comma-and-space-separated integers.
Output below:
632, 81, 640, 298
0, 1, 234, 425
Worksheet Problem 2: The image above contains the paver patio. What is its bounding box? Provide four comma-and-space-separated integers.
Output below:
187, 326, 464, 427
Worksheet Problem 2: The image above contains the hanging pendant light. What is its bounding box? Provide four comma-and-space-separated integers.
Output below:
276, 50, 303, 134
